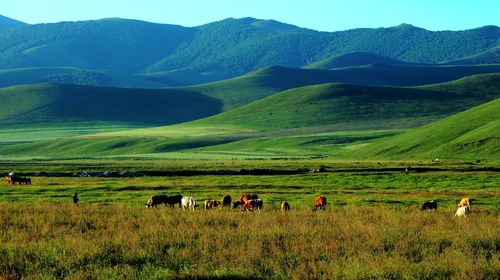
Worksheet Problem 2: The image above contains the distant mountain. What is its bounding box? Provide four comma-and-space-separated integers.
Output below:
306, 52, 410, 69
442, 46, 500, 65
0, 17, 498, 82
0, 18, 194, 74
0, 67, 163, 88
0, 15, 26, 28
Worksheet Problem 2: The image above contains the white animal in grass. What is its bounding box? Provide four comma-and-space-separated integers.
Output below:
454, 205, 471, 218
181, 196, 196, 211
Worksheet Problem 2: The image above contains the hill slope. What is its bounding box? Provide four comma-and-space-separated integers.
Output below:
1, 75, 499, 159
0, 18, 194, 74
442, 46, 500, 65
0, 17, 498, 81
192, 74, 500, 131
0, 67, 164, 88
1, 65, 500, 126
0, 15, 26, 28
0, 84, 222, 125
306, 52, 410, 69
184, 64, 500, 111
352, 98, 500, 160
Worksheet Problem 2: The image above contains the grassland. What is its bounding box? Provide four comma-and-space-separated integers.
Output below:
0, 169, 498, 279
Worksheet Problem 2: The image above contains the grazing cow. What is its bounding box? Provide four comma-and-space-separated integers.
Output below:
10, 176, 29, 185
221, 195, 232, 208
73, 193, 79, 205
233, 194, 258, 208
4, 175, 12, 184
314, 196, 327, 210
420, 200, 437, 210
204, 199, 220, 210
181, 196, 196, 210
405, 167, 411, 175
165, 195, 183, 208
145, 195, 169, 208
454, 205, 471, 218
281, 201, 290, 212
242, 199, 263, 211
458, 198, 471, 207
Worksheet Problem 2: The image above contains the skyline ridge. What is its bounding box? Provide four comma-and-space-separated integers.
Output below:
1, 14, 499, 32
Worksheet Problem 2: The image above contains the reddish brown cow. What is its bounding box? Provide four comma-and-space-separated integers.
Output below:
281, 201, 290, 212
242, 199, 263, 211
233, 194, 258, 208
204, 200, 220, 210
314, 196, 327, 210
221, 195, 232, 208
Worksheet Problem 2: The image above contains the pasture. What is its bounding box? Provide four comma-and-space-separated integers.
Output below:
1, 162, 499, 279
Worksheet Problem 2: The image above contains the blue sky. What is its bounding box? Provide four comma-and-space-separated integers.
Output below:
0, 0, 498, 31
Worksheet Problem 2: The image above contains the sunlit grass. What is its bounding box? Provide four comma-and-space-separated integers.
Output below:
0, 203, 498, 279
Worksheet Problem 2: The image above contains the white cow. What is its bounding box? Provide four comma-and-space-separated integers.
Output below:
454, 205, 471, 218
181, 196, 196, 211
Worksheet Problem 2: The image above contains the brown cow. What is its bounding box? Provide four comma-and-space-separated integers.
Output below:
314, 196, 327, 210
233, 194, 258, 208
242, 199, 263, 211
281, 201, 290, 212
221, 195, 232, 208
204, 200, 221, 210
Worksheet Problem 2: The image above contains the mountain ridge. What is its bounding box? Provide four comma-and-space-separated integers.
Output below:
0, 16, 498, 82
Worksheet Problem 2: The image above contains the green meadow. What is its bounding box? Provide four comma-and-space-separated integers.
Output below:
0, 168, 498, 279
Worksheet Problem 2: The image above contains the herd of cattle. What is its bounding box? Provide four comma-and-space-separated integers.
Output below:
4, 173, 31, 185
145, 193, 473, 217
2, 173, 473, 217
145, 193, 296, 212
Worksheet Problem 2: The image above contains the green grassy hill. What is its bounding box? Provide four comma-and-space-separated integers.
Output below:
352, 98, 500, 160
0, 83, 222, 125
183, 64, 500, 111
1, 74, 499, 160
192, 74, 500, 131
306, 52, 410, 69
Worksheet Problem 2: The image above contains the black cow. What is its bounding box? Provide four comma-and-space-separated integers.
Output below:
420, 200, 437, 210
165, 195, 183, 208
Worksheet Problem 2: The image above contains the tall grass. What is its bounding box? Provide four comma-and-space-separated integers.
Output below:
1, 203, 498, 279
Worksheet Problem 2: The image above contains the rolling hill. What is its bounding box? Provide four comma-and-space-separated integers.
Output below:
0, 83, 222, 125
2, 68, 500, 128
191, 75, 500, 132
182, 64, 500, 111
352, 98, 500, 160
0, 17, 498, 85
1, 74, 499, 159
305, 52, 410, 69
